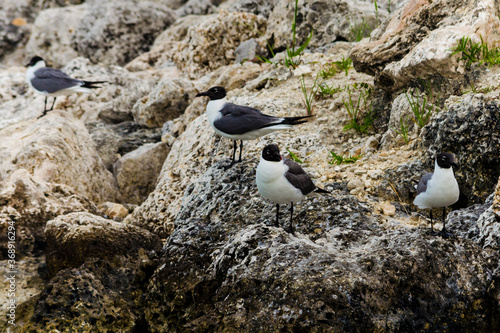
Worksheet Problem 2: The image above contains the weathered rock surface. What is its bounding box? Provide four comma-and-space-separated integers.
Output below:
0, 112, 117, 203
350, 0, 500, 91
72, 1, 177, 66
143, 162, 500, 331
132, 77, 196, 128
0, 170, 97, 258
170, 10, 267, 78
87, 121, 162, 171
25, 5, 86, 67
44, 212, 161, 275
114, 142, 169, 205
265, 0, 389, 50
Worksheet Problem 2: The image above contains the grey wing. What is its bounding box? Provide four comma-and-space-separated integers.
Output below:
416, 172, 433, 195
31, 67, 82, 93
284, 158, 316, 195
214, 103, 280, 135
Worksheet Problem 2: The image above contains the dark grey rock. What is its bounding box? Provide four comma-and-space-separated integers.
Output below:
87, 121, 162, 172
142, 161, 500, 331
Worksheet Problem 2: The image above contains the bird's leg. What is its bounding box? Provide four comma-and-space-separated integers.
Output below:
225, 140, 238, 170
238, 140, 243, 162
38, 97, 49, 118
439, 206, 451, 238
231, 140, 237, 164
49, 97, 57, 111
429, 209, 434, 233
285, 203, 294, 234
275, 204, 280, 227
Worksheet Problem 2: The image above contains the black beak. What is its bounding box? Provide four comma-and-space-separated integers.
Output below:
451, 162, 460, 170
195, 91, 208, 97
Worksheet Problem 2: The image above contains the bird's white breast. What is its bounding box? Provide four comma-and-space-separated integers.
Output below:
26, 61, 46, 93
413, 161, 459, 209
256, 158, 304, 205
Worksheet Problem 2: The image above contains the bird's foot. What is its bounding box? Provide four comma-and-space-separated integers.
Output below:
284, 225, 294, 234
224, 159, 241, 170
425, 228, 439, 236
38, 110, 48, 119
437, 229, 453, 239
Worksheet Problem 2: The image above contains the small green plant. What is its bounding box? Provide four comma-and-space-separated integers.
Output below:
405, 91, 433, 128
349, 18, 371, 42
256, 43, 278, 67
319, 62, 339, 79
284, 0, 314, 68
329, 152, 361, 165
300, 74, 321, 115
342, 86, 374, 133
318, 82, 342, 98
334, 56, 353, 76
287, 148, 303, 164
479, 36, 500, 66
374, 0, 380, 25
391, 116, 411, 145
462, 81, 498, 95
388, 0, 392, 14
450, 36, 482, 69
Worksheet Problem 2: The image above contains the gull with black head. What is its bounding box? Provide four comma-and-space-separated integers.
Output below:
414, 152, 460, 236
256, 144, 329, 233
195, 87, 313, 168
26, 56, 106, 117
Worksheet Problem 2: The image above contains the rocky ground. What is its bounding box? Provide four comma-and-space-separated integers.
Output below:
1, 0, 500, 331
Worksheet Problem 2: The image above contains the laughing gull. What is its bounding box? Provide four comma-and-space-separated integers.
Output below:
195, 87, 313, 167
414, 152, 460, 235
256, 144, 329, 233
26, 56, 106, 117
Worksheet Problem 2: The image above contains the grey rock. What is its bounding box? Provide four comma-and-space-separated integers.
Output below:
25, 5, 86, 67
235, 38, 258, 63
142, 162, 500, 331
175, 0, 215, 17
71, 1, 177, 66
114, 142, 169, 205
170, 10, 267, 78
229, 0, 279, 18
87, 121, 162, 171
265, 0, 388, 51
132, 77, 196, 128
44, 212, 162, 275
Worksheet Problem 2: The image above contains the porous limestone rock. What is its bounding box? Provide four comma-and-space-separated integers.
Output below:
170, 10, 267, 78
264, 0, 390, 50
25, 5, 86, 67
71, 1, 178, 66
350, 0, 500, 91
87, 121, 162, 171
44, 212, 161, 275
0, 169, 97, 258
143, 162, 500, 331
114, 142, 169, 205
0, 111, 118, 204
132, 77, 196, 128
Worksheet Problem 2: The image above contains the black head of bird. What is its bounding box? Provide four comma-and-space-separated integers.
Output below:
195, 86, 227, 100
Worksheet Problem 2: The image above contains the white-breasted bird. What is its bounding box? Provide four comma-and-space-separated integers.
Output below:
414, 152, 460, 235
26, 56, 106, 117
256, 144, 329, 233
195, 87, 313, 167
